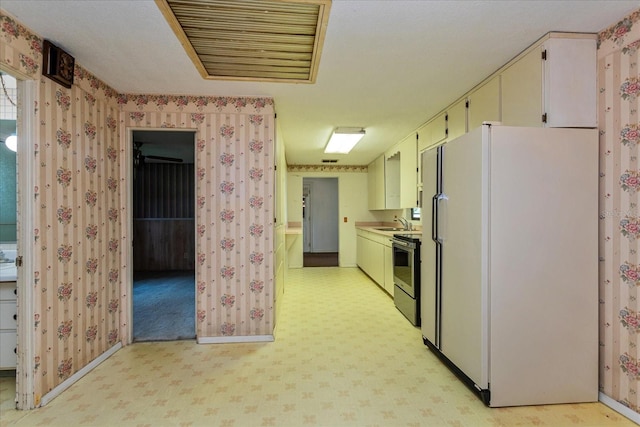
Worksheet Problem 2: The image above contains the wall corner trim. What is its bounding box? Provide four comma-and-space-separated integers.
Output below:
40, 343, 122, 407
197, 335, 275, 344
599, 392, 640, 424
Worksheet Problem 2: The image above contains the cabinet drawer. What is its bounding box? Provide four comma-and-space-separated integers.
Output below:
0, 330, 17, 369
0, 282, 17, 300
0, 301, 17, 329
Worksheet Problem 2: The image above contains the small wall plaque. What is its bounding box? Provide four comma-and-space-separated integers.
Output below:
42, 40, 75, 88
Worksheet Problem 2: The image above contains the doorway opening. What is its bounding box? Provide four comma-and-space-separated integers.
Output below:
302, 177, 339, 267
0, 72, 18, 396
131, 129, 196, 341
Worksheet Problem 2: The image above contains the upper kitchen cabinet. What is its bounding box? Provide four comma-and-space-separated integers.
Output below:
543, 37, 596, 127
417, 112, 447, 152
501, 33, 597, 128
383, 132, 418, 209
368, 154, 385, 210
501, 44, 542, 127
385, 151, 401, 209
446, 98, 467, 142
398, 133, 418, 208
467, 76, 501, 130
417, 113, 447, 192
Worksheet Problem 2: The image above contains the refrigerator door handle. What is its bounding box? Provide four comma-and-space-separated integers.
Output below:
436, 194, 447, 244
431, 194, 439, 242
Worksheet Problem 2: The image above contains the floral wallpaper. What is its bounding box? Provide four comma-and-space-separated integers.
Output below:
1, 10, 275, 407
598, 8, 640, 416
118, 96, 275, 339
33, 70, 122, 401
1, 10, 124, 403
288, 164, 367, 173
0, 13, 40, 77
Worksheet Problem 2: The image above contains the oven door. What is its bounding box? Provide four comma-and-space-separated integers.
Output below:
392, 240, 415, 298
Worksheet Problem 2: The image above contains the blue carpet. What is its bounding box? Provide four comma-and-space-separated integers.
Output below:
133, 271, 195, 341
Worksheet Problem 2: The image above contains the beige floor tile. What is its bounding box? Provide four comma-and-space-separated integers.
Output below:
0, 267, 636, 426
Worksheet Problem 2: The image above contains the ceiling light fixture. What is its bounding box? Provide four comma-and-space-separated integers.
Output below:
324, 128, 365, 154
5, 135, 17, 152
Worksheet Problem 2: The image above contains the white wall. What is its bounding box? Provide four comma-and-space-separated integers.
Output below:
287, 170, 400, 267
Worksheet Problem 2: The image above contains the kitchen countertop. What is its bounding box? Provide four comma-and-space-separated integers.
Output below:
0, 263, 17, 282
0, 248, 16, 282
356, 224, 422, 237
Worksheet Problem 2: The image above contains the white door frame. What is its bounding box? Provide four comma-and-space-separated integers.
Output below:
14, 77, 37, 409
123, 127, 197, 344
302, 182, 312, 252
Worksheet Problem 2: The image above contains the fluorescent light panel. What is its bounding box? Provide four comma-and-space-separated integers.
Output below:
324, 128, 365, 154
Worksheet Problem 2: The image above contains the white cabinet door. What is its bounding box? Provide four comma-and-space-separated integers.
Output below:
357, 231, 385, 287
385, 153, 401, 209
501, 35, 596, 128
501, 45, 543, 127
418, 113, 447, 152
383, 243, 394, 295
356, 235, 365, 268
543, 37, 596, 128
0, 331, 17, 369
372, 242, 385, 286
447, 99, 467, 142
417, 114, 446, 192
367, 155, 385, 210
0, 282, 17, 370
468, 76, 501, 130
398, 133, 418, 208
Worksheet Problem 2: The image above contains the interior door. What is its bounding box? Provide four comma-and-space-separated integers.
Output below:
303, 177, 338, 253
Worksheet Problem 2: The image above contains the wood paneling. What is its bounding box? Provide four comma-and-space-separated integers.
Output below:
134, 163, 194, 219
133, 163, 195, 271
133, 219, 195, 271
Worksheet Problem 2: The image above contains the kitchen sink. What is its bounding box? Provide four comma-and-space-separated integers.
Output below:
374, 227, 405, 231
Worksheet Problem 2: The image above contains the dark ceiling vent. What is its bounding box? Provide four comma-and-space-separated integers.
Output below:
322, 159, 338, 163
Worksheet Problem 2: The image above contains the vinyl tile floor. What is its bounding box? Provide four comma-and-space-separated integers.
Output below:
0, 267, 635, 426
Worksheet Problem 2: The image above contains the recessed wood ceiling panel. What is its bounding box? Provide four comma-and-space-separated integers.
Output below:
156, 0, 331, 83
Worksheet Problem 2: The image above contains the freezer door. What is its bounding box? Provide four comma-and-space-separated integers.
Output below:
420, 147, 439, 346
439, 126, 489, 390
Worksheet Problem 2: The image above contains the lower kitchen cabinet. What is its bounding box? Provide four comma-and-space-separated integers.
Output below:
357, 229, 393, 296
383, 242, 394, 295
0, 281, 17, 370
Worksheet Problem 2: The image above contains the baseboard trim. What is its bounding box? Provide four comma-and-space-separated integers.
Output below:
197, 335, 275, 344
40, 342, 122, 407
599, 392, 640, 424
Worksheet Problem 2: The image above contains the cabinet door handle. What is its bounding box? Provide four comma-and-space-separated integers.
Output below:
13, 314, 17, 320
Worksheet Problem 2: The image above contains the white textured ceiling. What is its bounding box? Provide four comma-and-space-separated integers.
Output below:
2, 1, 639, 165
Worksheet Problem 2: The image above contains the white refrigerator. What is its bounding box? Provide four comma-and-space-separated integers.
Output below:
421, 123, 598, 407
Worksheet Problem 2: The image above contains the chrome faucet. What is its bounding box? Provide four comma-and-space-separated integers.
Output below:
397, 217, 411, 231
